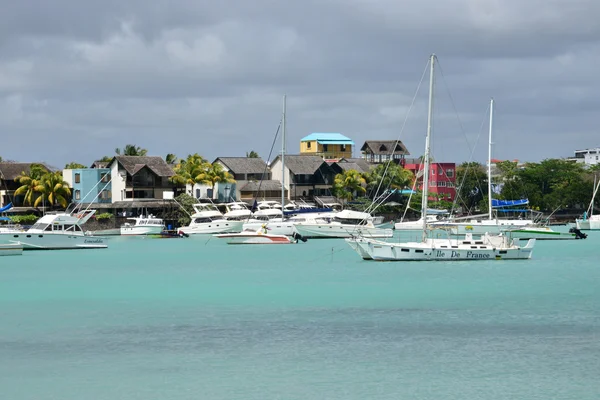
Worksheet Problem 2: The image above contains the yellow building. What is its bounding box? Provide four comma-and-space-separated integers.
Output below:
299, 133, 354, 160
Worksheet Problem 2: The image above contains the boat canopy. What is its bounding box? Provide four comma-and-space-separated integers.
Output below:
492, 199, 529, 208
0, 202, 13, 213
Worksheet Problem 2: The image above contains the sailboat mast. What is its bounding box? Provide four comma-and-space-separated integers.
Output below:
281, 94, 287, 214
488, 98, 494, 220
421, 54, 435, 239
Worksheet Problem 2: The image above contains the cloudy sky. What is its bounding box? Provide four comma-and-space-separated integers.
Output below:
1, 0, 598, 168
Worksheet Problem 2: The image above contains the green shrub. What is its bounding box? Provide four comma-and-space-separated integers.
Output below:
95, 212, 114, 221
7, 214, 39, 224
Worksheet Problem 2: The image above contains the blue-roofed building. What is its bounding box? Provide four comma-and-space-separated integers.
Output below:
300, 132, 354, 160
62, 168, 111, 204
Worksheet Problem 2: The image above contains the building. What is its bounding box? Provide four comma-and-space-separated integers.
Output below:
403, 159, 456, 201
107, 156, 176, 202
238, 180, 286, 202
213, 157, 270, 201
270, 155, 339, 200
360, 140, 410, 164
0, 162, 53, 208
567, 148, 600, 166
63, 168, 111, 204
300, 133, 354, 160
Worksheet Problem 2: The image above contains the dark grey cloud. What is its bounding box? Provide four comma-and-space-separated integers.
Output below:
1, 0, 598, 167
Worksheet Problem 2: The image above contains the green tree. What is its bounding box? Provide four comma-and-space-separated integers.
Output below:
115, 144, 148, 156
366, 162, 413, 197
333, 169, 367, 201
170, 154, 211, 188
14, 164, 48, 206
165, 153, 178, 165
455, 162, 488, 213
65, 162, 87, 169
98, 156, 113, 162
35, 171, 72, 208
198, 163, 236, 192
246, 150, 259, 158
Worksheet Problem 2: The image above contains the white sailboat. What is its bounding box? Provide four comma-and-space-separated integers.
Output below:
346, 54, 535, 261
575, 175, 600, 230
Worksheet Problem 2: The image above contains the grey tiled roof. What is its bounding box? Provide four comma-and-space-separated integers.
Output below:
0, 162, 54, 180
214, 157, 268, 174
337, 158, 373, 173
361, 140, 410, 156
239, 180, 282, 191
272, 155, 326, 175
114, 156, 174, 177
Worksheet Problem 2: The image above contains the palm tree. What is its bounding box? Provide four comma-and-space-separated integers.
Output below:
333, 169, 367, 201
165, 153, 178, 165
367, 162, 414, 197
170, 154, 211, 188
35, 172, 72, 208
14, 164, 47, 206
115, 144, 148, 156
98, 155, 113, 162
198, 163, 236, 192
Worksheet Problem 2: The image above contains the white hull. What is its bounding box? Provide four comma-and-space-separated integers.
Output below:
120, 226, 164, 236
0, 243, 23, 256
214, 232, 293, 244
507, 227, 577, 240
0, 232, 108, 250
294, 224, 393, 239
346, 235, 535, 261
575, 218, 600, 230
179, 220, 243, 235
243, 221, 295, 236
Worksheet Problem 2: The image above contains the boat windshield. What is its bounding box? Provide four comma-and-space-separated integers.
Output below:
30, 222, 49, 231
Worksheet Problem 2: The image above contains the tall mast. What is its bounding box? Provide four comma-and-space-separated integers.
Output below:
488, 98, 494, 220
281, 94, 287, 214
421, 54, 435, 240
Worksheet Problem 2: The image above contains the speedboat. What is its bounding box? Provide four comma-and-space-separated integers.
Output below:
214, 225, 301, 244
293, 209, 393, 239
120, 215, 165, 235
179, 203, 243, 235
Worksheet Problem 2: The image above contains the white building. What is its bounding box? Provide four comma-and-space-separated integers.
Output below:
568, 148, 600, 166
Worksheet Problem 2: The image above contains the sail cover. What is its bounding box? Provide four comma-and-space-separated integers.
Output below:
0, 202, 13, 212
491, 199, 529, 208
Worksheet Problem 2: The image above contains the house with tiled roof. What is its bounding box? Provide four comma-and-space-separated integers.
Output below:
214, 157, 270, 201
360, 140, 410, 164
270, 155, 339, 200
300, 133, 354, 160
107, 156, 176, 202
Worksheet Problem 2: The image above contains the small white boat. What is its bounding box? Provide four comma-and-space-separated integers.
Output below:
0, 243, 23, 256
0, 210, 107, 250
214, 226, 298, 244
293, 209, 393, 239
506, 225, 585, 240
575, 176, 600, 230
395, 214, 441, 231
179, 203, 243, 235
120, 215, 165, 236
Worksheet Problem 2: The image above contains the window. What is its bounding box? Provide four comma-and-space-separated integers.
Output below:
307, 142, 312, 149
439, 168, 443, 175
322, 144, 328, 152
99, 190, 111, 200
74, 173, 81, 183
430, 181, 436, 187
446, 169, 454, 178
195, 189, 201, 198
101, 173, 110, 183
75, 190, 81, 200
447, 182, 454, 188
438, 181, 446, 187
341, 144, 347, 151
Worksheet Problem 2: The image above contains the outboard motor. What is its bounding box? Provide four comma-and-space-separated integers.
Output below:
569, 227, 588, 239
292, 232, 308, 243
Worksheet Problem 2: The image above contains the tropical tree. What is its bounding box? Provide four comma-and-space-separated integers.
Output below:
35, 172, 72, 208
455, 162, 488, 213
366, 162, 414, 198
165, 153, 178, 165
14, 164, 48, 206
115, 144, 148, 156
98, 155, 113, 162
65, 162, 87, 169
170, 154, 211, 188
246, 150, 259, 158
333, 169, 367, 201
198, 162, 236, 191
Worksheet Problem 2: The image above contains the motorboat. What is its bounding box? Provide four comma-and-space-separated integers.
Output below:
120, 215, 165, 236
293, 209, 393, 239
214, 225, 301, 245
179, 203, 243, 235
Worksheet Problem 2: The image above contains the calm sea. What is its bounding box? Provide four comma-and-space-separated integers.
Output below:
1, 229, 599, 400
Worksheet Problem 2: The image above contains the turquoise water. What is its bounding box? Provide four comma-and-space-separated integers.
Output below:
1, 231, 599, 400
